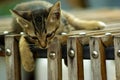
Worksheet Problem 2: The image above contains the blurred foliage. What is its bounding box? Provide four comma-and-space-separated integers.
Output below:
0, 0, 70, 16
1, 0, 119, 16
0, 0, 27, 16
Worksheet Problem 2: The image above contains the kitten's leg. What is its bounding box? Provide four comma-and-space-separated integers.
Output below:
57, 35, 68, 46
62, 11, 106, 30
19, 35, 35, 72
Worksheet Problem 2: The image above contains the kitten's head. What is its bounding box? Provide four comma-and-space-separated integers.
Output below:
10, 1, 61, 48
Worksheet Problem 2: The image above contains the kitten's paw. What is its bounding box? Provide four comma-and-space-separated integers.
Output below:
97, 21, 107, 29
90, 21, 106, 30
83, 21, 106, 30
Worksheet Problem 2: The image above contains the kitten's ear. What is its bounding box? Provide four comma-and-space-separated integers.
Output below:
47, 1, 61, 23
10, 9, 23, 19
10, 10, 32, 28
10, 10, 36, 36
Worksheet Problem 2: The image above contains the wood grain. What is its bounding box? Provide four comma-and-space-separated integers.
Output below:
5, 35, 21, 80
67, 36, 84, 80
90, 37, 107, 80
0, 51, 5, 56
47, 37, 62, 80
114, 36, 120, 80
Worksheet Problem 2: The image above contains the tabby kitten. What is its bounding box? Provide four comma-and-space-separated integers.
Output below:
10, 1, 106, 72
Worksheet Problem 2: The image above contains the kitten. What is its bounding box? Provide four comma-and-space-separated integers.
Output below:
10, 1, 106, 72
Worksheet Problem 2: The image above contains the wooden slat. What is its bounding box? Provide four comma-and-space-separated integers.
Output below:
69, 24, 120, 36
67, 21, 120, 46
0, 51, 5, 56
47, 37, 62, 80
90, 37, 107, 80
5, 35, 21, 80
67, 36, 84, 80
114, 36, 120, 80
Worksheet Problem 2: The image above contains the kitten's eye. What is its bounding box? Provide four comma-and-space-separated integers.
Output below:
46, 33, 52, 38
31, 36, 38, 40
46, 33, 55, 39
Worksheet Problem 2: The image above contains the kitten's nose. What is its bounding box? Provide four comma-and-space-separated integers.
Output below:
40, 42, 47, 48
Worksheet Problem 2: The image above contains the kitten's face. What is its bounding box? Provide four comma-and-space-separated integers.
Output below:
11, 1, 61, 48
